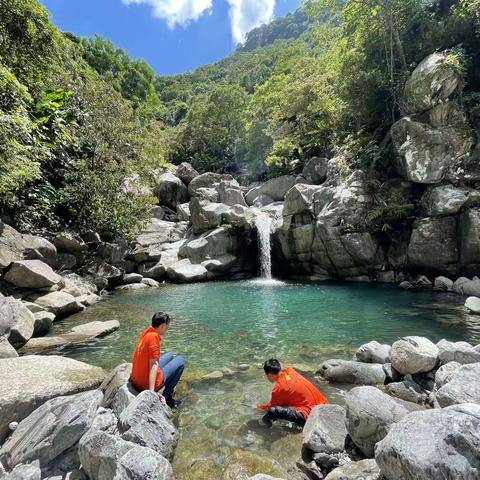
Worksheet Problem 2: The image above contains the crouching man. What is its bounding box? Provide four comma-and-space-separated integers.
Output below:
257, 359, 328, 427
130, 312, 185, 409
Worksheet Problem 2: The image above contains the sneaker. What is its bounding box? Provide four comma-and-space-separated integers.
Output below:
165, 397, 182, 409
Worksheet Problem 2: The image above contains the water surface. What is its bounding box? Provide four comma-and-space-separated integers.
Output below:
53, 280, 479, 479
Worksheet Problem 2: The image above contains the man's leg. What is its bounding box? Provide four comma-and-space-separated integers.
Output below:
159, 352, 174, 369
161, 355, 185, 404
262, 406, 306, 427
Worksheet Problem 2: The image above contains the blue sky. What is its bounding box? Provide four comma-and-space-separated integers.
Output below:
40, 0, 300, 76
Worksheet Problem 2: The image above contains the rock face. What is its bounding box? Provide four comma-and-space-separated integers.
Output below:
435, 362, 480, 407
118, 391, 178, 460
0, 390, 103, 476
302, 404, 347, 454
4, 260, 61, 288
390, 336, 439, 375
375, 403, 480, 480
345, 386, 422, 457
355, 341, 391, 364
0, 355, 105, 442
317, 359, 386, 385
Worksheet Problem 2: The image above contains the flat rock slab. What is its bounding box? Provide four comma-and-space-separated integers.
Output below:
20, 320, 120, 355
4, 260, 61, 289
0, 355, 105, 442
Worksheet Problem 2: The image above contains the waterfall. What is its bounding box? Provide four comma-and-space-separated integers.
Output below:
255, 213, 272, 279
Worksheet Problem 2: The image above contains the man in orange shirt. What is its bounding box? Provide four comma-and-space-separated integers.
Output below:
257, 358, 328, 427
130, 312, 185, 409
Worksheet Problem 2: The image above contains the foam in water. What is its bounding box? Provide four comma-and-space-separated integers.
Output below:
255, 212, 272, 279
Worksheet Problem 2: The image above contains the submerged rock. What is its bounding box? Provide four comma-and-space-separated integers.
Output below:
375, 403, 480, 480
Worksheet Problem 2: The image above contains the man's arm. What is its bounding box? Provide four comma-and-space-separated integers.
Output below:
256, 385, 289, 410
148, 359, 158, 391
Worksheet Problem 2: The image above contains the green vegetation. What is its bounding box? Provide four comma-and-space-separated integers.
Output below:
1, 0, 479, 239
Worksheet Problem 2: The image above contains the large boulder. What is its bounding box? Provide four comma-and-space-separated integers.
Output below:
0, 390, 102, 476
302, 404, 347, 454
1, 297, 35, 348
218, 180, 247, 207
29, 291, 83, 318
189, 198, 230, 233
246, 175, 296, 205
135, 219, 188, 249
420, 185, 477, 217
118, 391, 178, 460
32, 310, 55, 336
434, 361, 461, 390
4, 260, 61, 289
345, 386, 422, 457
465, 296, 480, 314
355, 341, 391, 364
435, 362, 480, 407
61, 273, 98, 297
390, 336, 439, 375
391, 117, 474, 184
316, 359, 386, 385
188, 172, 235, 198
375, 403, 480, 480
176, 162, 199, 185
166, 259, 209, 283
404, 52, 463, 114
406, 217, 459, 275
53, 233, 86, 256
301, 157, 328, 185
0, 355, 105, 442
283, 184, 322, 216
459, 208, 480, 275
324, 459, 382, 480
154, 172, 189, 210
437, 339, 480, 364
100, 363, 133, 409
386, 379, 428, 405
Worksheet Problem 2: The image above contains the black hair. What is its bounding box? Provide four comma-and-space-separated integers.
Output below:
152, 312, 171, 328
263, 358, 282, 375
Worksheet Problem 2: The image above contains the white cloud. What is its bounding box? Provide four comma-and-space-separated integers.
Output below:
227, 0, 276, 44
122, 0, 213, 28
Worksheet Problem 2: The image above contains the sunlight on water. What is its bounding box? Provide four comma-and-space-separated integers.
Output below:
51, 280, 479, 479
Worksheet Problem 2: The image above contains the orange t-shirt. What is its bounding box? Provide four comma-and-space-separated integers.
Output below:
130, 327, 163, 391
258, 367, 328, 419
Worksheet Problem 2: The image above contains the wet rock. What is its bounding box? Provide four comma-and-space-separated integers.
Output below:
433, 275, 453, 291
246, 175, 296, 205
33, 310, 55, 336
404, 52, 463, 114
0, 390, 102, 476
57, 253, 77, 269
375, 403, 480, 480
201, 371, 224, 382
166, 259, 209, 283
302, 157, 328, 185
176, 162, 199, 185
302, 404, 347, 455
0, 355, 105, 442
117, 283, 149, 291
355, 341, 391, 364
223, 449, 285, 480
5, 260, 61, 289
1, 461, 41, 480
324, 459, 381, 480
345, 386, 423, 457
296, 459, 324, 480
154, 172, 189, 210
29, 291, 83, 318
412, 275, 433, 289
386, 379, 427, 405
118, 391, 178, 460
437, 339, 480, 364
398, 281, 414, 290
465, 296, 480, 314
435, 362, 480, 407
77, 293, 102, 307
317, 360, 386, 385
390, 336, 439, 375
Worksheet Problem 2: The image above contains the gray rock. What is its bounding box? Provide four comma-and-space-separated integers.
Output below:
1, 461, 41, 480
166, 259, 209, 283
317, 359, 386, 385
386, 379, 427, 405
70, 320, 120, 339
0, 355, 105, 442
176, 162, 199, 185
404, 52, 463, 114
135, 219, 188, 249
122, 273, 143, 284
96, 242, 128, 266
355, 341, 391, 364
29, 291, 83, 318
118, 391, 178, 460
111, 384, 138, 418
406, 217, 459, 275
116, 283, 148, 291
100, 363, 133, 409
420, 185, 475, 217
91, 407, 118, 434
218, 180, 247, 207
195, 187, 219, 202
390, 336, 439, 375
460, 278, 480, 297
176, 203, 191, 222
0, 337, 18, 359
61, 274, 98, 297
33, 310, 55, 336
452, 276, 470, 294
141, 278, 160, 287
460, 208, 480, 275
437, 339, 480, 364
57, 253, 77, 269
324, 459, 381, 480
138, 261, 166, 280
154, 172, 189, 210
5, 260, 61, 289
76, 293, 102, 307
465, 296, 480, 314
302, 157, 328, 185
435, 362, 480, 407
375, 403, 480, 480
302, 404, 347, 454
222, 204, 255, 229
251, 193, 275, 207
115, 445, 175, 480
345, 386, 422, 457
189, 198, 230, 233
398, 281, 414, 290
434, 361, 461, 390
283, 184, 322, 216
433, 276, 454, 291
188, 172, 235, 198
5, 299, 35, 348
0, 390, 102, 475
54, 233, 86, 255
248, 476, 285, 480
245, 175, 296, 205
